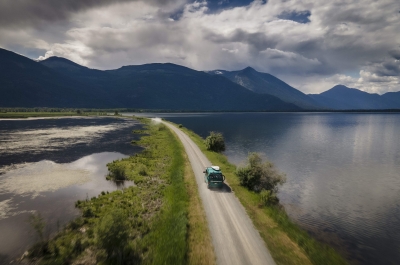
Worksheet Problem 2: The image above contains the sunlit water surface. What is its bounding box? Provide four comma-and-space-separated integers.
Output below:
129, 112, 400, 265
0, 117, 142, 263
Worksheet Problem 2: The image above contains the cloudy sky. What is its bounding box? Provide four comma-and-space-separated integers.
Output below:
0, 0, 399, 94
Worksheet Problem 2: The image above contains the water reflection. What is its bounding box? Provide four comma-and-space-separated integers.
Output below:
0, 117, 142, 167
131, 112, 400, 265
0, 117, 141, 263
0, 152, 133, 263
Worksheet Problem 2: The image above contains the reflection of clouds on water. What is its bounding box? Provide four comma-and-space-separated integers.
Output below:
0, 160, 91, 198
0, 199, 14, 220
70, 152, 127, 175
0, 123, 132, 155
0, 153, 128, 199
0, 198, 35, 220
0, 117, 139, 263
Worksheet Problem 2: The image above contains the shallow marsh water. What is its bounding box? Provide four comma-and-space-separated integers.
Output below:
129, 112, 400, 265
0, 117, 142, 263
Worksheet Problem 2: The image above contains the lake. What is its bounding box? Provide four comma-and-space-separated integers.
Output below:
0, 117, 142, 263
129, 112, 400, 265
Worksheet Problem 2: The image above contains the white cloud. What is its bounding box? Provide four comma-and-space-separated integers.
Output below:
1, 0, 399, 94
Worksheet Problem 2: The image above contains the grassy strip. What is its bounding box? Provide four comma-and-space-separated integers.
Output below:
142, 122, 188, 265
27, 118, 190, 264
174, 123, 348, 265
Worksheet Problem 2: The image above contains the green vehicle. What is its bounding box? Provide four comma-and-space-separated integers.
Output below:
203, 166, 225, 189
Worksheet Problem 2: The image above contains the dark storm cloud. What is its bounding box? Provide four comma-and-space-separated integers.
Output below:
389, 49, 400, 60
0, 0, 185, 28
205, 28, 278, 52
370, 61, 400, 77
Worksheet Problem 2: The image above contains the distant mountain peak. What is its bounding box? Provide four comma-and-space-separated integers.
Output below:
242, 66, 257, 72
309, 84, 396, 110
207, 66, 323, 109
331, 84, 353, 90
40, 56, 84, 67
115, 62, 199, 75
324, 84, 372, 95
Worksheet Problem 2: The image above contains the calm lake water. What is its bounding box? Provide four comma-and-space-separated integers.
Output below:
129, 112, 400, 265
0, 117, 142, 263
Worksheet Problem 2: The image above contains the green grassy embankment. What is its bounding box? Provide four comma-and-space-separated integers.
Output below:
173, 122, 348, 265
27, 117, 214, 265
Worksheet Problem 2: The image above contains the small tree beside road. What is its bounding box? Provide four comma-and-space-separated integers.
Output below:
236, 153, 286, 205
205, 131, 225, 152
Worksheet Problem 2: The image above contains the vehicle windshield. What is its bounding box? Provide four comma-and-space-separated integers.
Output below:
209, 173, 223, 181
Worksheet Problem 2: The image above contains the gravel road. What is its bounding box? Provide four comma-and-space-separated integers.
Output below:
163, 121, 276, 265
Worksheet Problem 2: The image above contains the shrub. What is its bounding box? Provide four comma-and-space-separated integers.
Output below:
259, 189, 279, 206
96, 209, 130, 261
204, 131, 225, 152
137, 164, 147, 176
236, 153, 286, 196
107, 163, 127, 181
83, 207, 95, 218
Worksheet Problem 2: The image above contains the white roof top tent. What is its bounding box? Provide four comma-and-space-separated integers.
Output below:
211, 165, 220, 171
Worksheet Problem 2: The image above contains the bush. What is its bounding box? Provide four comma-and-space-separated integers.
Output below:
82, 207, 95, 218
204, 131, 225, 152
137, 164, 147, 176
107, 163, 127, 181
236, 153, 285, 196
259, 189, 279, 206
96, 209, 130, 261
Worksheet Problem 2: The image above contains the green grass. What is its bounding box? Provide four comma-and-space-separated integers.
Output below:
27, 118, 190, 264
173, 122, 348, 265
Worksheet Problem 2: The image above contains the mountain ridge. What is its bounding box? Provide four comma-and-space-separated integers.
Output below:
1, 48, 399, 110
0, 48, 299, 111
207, 67, 323, 109
309, 84, 400, 110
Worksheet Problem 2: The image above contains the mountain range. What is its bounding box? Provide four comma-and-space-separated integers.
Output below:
0, 48, 399, 111
309, 85, 400, 110
207, 67, 321, 109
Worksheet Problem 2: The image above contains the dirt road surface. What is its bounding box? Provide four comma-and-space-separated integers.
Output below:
163, 121, 276, 265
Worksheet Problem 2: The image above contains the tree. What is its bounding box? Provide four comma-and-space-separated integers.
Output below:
96, 209, 130, 263
236, 153, 286, 199
204, 131, 225, 152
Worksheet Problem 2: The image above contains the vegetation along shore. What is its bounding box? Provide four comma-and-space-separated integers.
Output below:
24, 116, 347, 265
26, 117, 214, 265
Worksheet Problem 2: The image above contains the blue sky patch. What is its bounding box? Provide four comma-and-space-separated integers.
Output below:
278, 10, 311, 24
